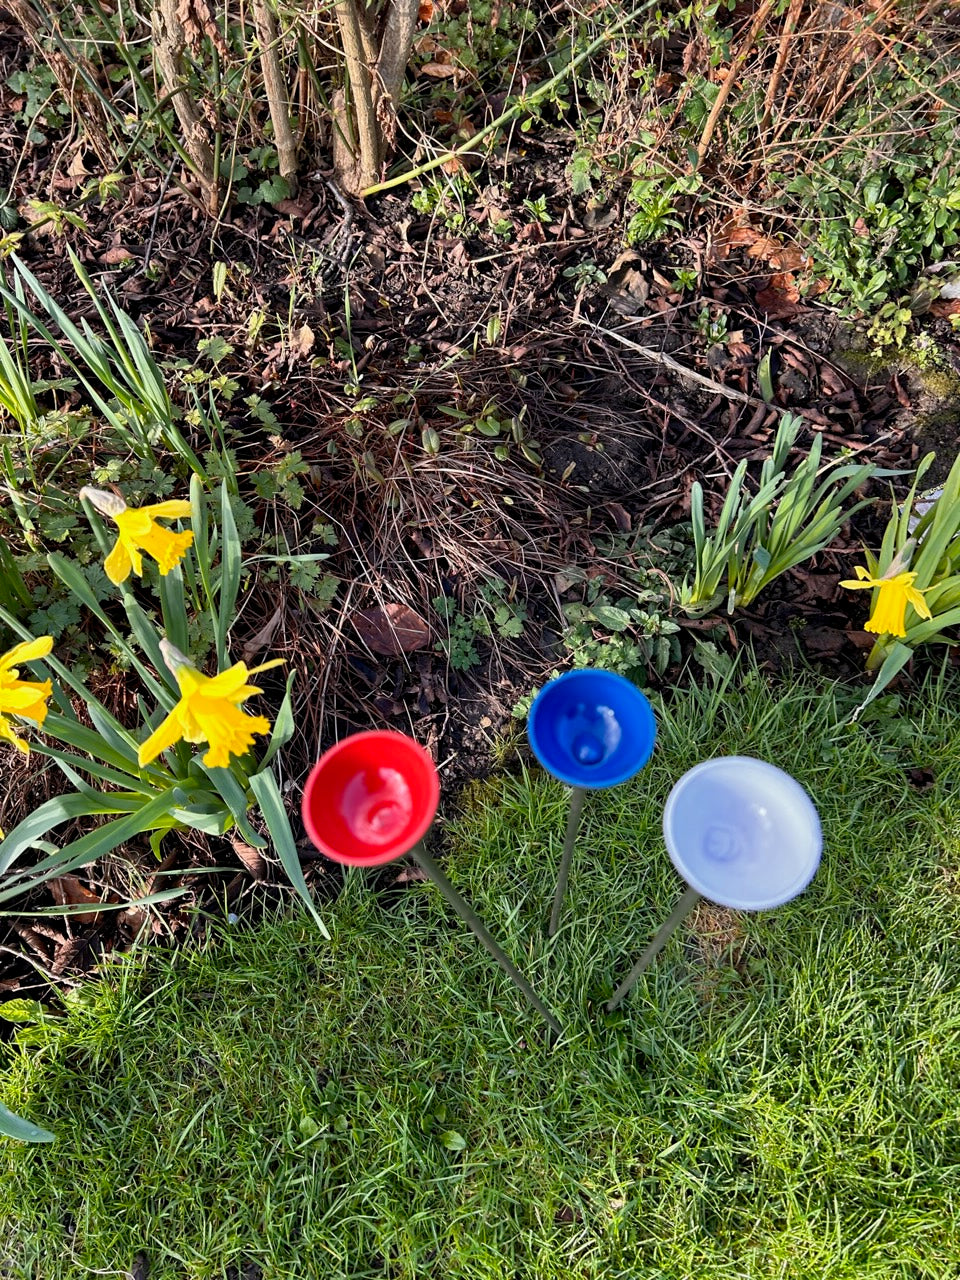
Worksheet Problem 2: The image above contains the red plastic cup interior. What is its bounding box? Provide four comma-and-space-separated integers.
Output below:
302, 730, 440, 866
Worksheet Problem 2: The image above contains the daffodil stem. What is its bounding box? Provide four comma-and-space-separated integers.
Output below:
548, 786, 586, 938
410, 844, 563, 1040
606, 886, 701, 1012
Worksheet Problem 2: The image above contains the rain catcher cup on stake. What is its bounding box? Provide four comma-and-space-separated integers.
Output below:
527, 670, 657, 938
607, 756, 823, 1011
302, 730, 563, 1038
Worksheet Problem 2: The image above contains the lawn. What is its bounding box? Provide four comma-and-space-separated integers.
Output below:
3, 666, 959, 1280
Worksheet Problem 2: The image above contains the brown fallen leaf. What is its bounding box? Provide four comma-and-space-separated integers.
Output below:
746, 238, 806, 272
419, 61, 460, 79
67, 150, 90, 178
292, 323, 315, 357
766, 271, 798, 298
353, 603, 431, 656
231, 837, 267, 881
241, 604, 284, 663
710, 218, 761, 262
100, 246, 136, 265
755, 283, 801, 319
48, 875, 105, 925
600, 250, 650, 315
274, 195, 313, 219
606, 501, 632, 532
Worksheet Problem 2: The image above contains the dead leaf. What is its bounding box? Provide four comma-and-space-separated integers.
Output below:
418, 1, 434, 20
802, 626, 846, 657
768, 271, 800, 299
606, 501, 632, 532
710, 218, 762, 261
354, 603, 431, 656
394, 865, 429, 883
746, 237, 805, 272
582, 202, 617, 230
274, 195, 312, 219
419, 61, 459, 79
67, 150, 90, 178
48, 875, 104, 925
755, 282, 801, 319
601, 250, 650, 315
241, 605, 284, 663
231, 838, 267, 881
177, 0, 228, 56
292, 324, 315, 357
100, 246, 135, 264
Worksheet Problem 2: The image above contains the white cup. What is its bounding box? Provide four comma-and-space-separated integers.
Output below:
663, 756, 822, 911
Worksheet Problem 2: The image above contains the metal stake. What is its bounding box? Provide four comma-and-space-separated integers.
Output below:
606, 885, 701, 1012
548, 786, 586, 938
411, 844, 563, 1039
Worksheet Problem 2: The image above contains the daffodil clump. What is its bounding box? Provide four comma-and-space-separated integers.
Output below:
1, 477, 325, 953
0, 489, 267, 771
841, 449, 960, 708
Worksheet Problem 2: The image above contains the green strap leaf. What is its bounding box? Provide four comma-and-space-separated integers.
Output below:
215, 480, 242, 668
46, 554, 168, 703
2, 887, 187, 919
257, 671, 296, 771
198, 764, 267, 848
852, 641, 914, 720
159, 565, 190, 655
249, 768, 329, 938
0, 789, 151, 876
41, 712, 141, 774
0, 788, 181, 904
119, 591, 176, 701
0, 1101, 54, 1144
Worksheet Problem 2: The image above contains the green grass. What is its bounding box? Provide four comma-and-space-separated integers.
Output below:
2, 665, 960, 1279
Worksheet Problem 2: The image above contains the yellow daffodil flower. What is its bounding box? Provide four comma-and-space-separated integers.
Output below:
840, 564, 932, 638
139, 640, 282, 769
0, 636, 54, 754
80, 487, 193, 586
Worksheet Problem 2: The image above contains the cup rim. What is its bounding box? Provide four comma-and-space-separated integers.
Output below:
301, 730, 440, 866
527, 669, 656, 789
662, 755, 822, 910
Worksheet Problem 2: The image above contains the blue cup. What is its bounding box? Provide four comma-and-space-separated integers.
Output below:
527, 670, 657, 789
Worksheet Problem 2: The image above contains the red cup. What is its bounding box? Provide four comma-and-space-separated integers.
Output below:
301, 730, 440, 866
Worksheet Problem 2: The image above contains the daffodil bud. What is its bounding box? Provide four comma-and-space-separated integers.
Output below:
79, 486, 127, 517
159, 639, 193, 677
